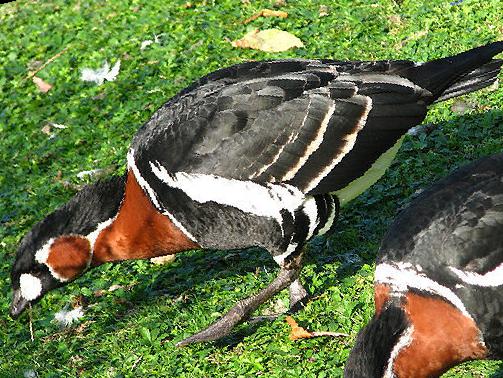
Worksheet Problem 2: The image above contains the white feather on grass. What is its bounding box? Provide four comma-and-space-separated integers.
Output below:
54, 306, 84, 327
140, 34, 161, 50
81, 60, 121, 85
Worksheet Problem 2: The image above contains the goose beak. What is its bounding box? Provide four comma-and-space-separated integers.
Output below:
10, 289, 28, 319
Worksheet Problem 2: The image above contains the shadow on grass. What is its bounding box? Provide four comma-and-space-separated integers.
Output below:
491, 365, 503, 378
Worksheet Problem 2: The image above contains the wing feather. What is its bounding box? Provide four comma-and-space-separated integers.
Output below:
131, 60, 434, 195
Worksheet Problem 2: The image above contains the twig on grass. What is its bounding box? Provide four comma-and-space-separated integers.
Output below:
28, 303, 34, 342
131, 356, 143, 371
25, 46, 70, 81
243, 9, 288, 24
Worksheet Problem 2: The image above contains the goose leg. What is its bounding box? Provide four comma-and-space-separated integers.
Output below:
289, 278, 308, 310
176, 253, 303, 347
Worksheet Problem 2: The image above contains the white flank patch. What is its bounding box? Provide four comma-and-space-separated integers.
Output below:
282, 100, 335, 181
127, 150, 197, 242
150, 161, 305, 227
317, 196, 337, 235
383, 325, 414, 378
54, 306, 84, 327
273, 242, 298, 265
375, 262, 472, 318
449, 264, 503, 287
34, 238, 54, 264
81, 60, 121, 85
19, 274, 42, 301
302, 196, 319, 240
303, 96, 373, 193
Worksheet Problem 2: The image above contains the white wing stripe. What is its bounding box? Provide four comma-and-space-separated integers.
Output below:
318, 196, 337, 235
302, 196, 319, 240
449, 264, 503, 287
383, 325, 414, 378
149, 161, 305, 229
281, 100, 335, 181
303, 96, 373, 193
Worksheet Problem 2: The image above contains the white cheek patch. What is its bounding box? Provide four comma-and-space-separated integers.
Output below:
19, 273, 42, 301
35, 238, 54, 264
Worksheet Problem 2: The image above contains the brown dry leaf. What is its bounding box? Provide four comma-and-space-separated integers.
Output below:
231, 29, 304, 52
286, 316, 349, 341
243, 8, 288, 24
33, 76, 52, 93
286, 316, 313, 340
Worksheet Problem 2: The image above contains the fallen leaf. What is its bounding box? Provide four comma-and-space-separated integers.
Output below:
150, 255, 176, 265
451, 99, 475, 114
108, 284, 123, 291
140, 40, 154, 50
243, 9, 288, 24
81, 60, 121, 85
286, 316, 313, 340
32, 76, 52, 93
76, 166, 115, 180
41, 124, 52, 135
319, 5, 329, 17
50, 122, 66, 129
23, 370, 37, 378
285, 316, 348, 341
231, 29, 304, 52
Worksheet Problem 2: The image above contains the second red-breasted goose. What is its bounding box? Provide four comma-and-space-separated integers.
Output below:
10, 41, 503, 346
345, 152, 503, 377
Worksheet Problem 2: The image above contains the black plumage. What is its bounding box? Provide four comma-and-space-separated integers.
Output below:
345, 304, 410, 378
377, 153, 503, 356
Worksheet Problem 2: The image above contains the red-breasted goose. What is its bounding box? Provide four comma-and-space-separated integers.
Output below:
345, 152, 503, 377
10, 41, 503, 346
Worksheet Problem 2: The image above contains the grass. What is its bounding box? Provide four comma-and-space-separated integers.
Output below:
0, 0, 502, 376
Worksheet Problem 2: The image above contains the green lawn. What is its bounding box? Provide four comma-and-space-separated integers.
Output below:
1, 0, 502, 376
